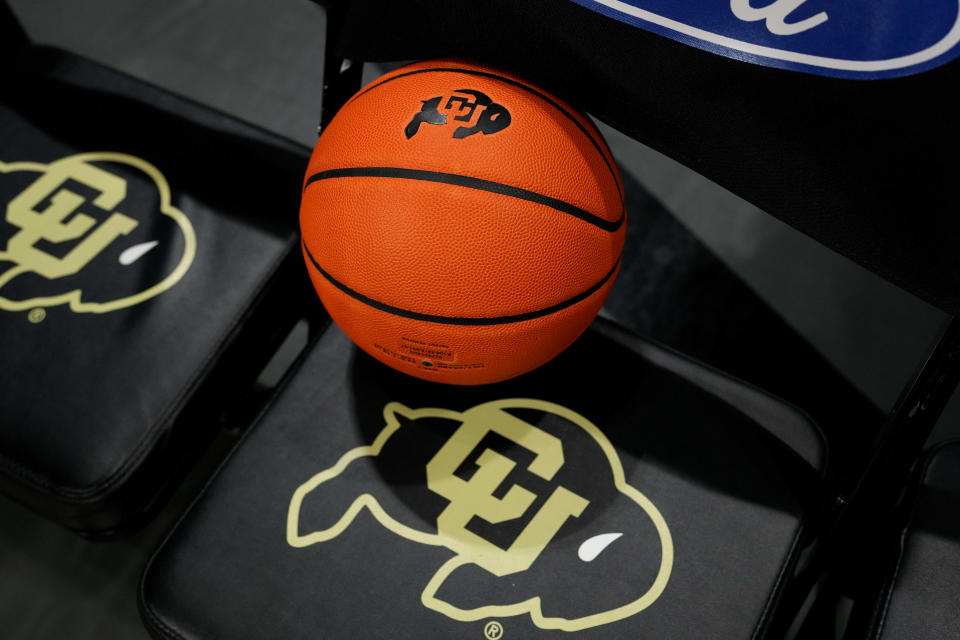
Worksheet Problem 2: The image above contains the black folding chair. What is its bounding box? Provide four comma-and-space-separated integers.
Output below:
301, 5, 960, 636
0, 3, 312, 537
136, 1, 960, 638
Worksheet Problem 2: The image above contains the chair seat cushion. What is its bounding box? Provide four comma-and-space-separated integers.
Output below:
0, 45, 308, 534
140, 318, 825, 639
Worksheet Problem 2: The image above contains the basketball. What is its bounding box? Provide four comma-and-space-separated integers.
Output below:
299, 59, 625, 385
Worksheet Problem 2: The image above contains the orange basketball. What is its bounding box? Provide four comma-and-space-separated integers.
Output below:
299, 59, 625, 385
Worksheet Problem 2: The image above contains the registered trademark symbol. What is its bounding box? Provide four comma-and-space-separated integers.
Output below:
483, 621, 503, 640
27, 308, 46, 324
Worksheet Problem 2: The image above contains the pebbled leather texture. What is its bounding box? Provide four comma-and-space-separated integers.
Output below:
300, 60, 625, 384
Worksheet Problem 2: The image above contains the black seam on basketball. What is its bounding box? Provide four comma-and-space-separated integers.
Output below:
345, 66, 624, 201
302, 240, 621, 326
304, 167, 624, 232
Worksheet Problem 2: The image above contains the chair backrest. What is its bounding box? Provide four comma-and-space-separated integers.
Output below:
323, 0, 960, 316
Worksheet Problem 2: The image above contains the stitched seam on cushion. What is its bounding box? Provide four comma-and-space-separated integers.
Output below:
751, 518, 807, 639
869, 527, 909, 640
139, 599, 189, 640
0, 232, 298, 501
868, 443, 949, 639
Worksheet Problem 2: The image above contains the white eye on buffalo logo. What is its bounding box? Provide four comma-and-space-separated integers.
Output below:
0, 152, 195, 315
405, 89, 511, 140
287, 399, 673, 632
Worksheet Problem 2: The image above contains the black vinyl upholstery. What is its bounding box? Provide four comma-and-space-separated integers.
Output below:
0, 44, 310, 535
140, 317, 826, 639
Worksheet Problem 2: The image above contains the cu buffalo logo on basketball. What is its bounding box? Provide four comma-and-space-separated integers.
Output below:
0, 152, 195, 315
405, 89, 511, 140
287, 399, 673, 632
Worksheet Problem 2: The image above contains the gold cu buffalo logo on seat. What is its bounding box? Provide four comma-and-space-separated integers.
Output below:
405, 89, 511, 139
287, 399, 673, 632
0, 152, 195, 314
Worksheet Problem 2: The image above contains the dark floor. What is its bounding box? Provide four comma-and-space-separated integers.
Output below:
1, 1, 956, 639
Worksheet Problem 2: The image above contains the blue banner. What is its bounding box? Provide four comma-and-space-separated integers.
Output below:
571, 0, 960, 79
